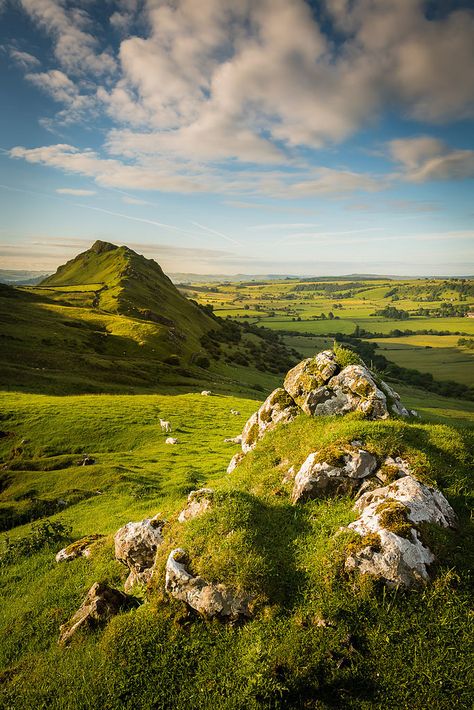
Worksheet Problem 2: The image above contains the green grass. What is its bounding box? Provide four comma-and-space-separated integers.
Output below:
1, 392, 473, 709
374, 340, 474, 386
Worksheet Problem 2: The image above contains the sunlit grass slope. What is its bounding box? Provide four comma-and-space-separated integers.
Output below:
0, 388, 473, 709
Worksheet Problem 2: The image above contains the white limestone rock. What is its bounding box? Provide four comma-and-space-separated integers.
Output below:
241, 388, 298, 453
165, 548, 251, 619
114, 515, 165, 591
178, 489, 214, 522
345, 476, 457, 587
292, 448, 377, 503
227, 451, 245, 474
284, 351, 339, 414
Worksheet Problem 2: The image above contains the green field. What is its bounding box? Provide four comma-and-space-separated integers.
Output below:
374, 337, 474, 386
181, 278, 474, 393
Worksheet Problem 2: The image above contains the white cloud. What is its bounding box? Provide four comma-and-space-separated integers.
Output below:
10, 143, 381, 198
18, 0, 116, 76
389, 137, 474, 182
10, 0, 474, 197
121, 196, 151, 205
56, 188, 97, 196
9, 48, 41, 69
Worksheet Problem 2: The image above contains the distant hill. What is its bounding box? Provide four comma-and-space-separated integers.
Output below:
0, 270, 51, 285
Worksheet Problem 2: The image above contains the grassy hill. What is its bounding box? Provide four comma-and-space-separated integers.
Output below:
0, 377, 473, 708
0, 243, 297, 395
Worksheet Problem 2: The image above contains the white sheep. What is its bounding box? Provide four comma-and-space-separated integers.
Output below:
160, 418, 172, 433
165, 437, 178, 445
201, 390, 212, 396
230, 409, 240, 416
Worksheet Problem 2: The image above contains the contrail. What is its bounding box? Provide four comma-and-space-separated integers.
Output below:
191, 221, 243, 246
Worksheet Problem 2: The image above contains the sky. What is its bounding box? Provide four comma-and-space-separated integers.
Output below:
0, 0, 473, 276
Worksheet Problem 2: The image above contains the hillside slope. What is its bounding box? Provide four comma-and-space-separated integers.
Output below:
0, 243, 297, 394
0, 348, 472, 708
40, 240, 215, 341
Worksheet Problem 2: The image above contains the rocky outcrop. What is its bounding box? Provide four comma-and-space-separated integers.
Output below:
312, 364, 407, 419
165, 549, 251, 619
232, 351, 411, 474
227, 451, 245, 474
241, 388, 298, 453
56, 534, 104, 563
114, 515, 164, 592
345, 476, 457, 587
284, 351, 339, 414
292, 448, 378, 503
58, 582, 136, 645
178, 489, 214, 522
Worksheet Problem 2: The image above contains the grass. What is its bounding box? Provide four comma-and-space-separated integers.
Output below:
1, 381, 473, 708
374, 339, 474, 386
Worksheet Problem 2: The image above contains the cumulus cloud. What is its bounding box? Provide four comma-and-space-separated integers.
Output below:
11, 0, 474, 195
10, 143, 380, 198
389, 137, 474, 182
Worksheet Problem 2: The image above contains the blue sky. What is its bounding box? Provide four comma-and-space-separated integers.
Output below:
1, 0, 473, 275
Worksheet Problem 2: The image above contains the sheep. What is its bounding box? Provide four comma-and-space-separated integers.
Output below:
165, 437, 178, 445
230, 409, 240, 416
160, 418, 172, 433
201, 390, 212, 396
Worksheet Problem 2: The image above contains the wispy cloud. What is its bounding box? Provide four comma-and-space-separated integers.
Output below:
56, 188, 96, 196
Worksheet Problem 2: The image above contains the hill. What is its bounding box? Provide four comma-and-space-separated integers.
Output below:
40, 240, 216, 337
0, 347, 472, 708
0, 242, 297, 395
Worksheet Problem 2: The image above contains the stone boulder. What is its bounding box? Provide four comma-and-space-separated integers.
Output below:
227, 451, 245, 474
114, 515, 164, 592
292, 448, 378, 503
165, 549, 251, 620
178, 489, 214, 522
284, 351, 339, 414
56, 534, 104, 563
58, 582, 136, 645
345, 476, 457, 587
241, 388, 298, 453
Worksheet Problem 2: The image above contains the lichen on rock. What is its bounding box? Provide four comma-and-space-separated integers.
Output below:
56, 534, 104, 563
240, 388, 298, 453
165, 548, 251, 620
291, 448, 378, 503
345, 476, 457, 587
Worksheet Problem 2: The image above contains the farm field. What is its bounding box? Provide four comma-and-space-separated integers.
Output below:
180, 277, 474, 391
374, 336, 474, 386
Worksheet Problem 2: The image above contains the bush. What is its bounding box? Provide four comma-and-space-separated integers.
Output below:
0, 519, 71, 564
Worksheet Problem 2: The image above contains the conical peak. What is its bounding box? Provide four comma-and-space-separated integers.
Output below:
90, 240, 119, 255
